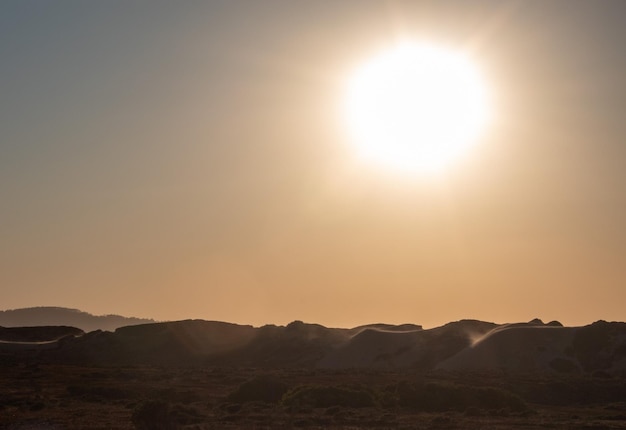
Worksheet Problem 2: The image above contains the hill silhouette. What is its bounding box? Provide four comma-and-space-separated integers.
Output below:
0, 325, 83, 342
0, 307, 155, 332
2, 311, 625, 376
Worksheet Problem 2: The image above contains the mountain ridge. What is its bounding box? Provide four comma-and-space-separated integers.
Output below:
1, 309, 625, 376
0, 306, 155, 332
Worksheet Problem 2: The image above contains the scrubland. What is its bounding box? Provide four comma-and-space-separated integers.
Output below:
2, 364, 626, 429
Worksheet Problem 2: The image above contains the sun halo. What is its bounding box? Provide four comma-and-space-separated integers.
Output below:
343, 42, 492, 176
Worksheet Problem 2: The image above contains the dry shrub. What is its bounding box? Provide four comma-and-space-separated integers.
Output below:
131, 400, 177, 430
395, 381, 528, 413
282, 384, 375, 408
226, 375, 289, 404
549, 357, 580, 374
66, 384, 134, 402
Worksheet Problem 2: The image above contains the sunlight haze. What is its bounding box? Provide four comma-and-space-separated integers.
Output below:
343, 41, 492, 175
2, 1, 626, 329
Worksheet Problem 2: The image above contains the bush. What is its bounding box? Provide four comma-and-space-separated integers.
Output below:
168, 403, 205, 425
282, 384, 375, 408
395, 381, 527, 413
131, 400, 177, 430
226, 375, 289, 404
66, 384, 133, 402
549, 357, 580, 374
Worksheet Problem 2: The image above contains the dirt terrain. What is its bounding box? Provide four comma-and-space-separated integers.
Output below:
1, 318, 626, 428
1, 364, 625, 429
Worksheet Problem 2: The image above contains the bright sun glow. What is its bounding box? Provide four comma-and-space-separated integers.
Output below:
344, 41, 492, 175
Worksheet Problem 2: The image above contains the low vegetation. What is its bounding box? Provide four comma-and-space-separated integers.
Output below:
393, 380, 528, 413
225, 375, 289, 403
282, 384, 376, 408
2, 364, 626, 429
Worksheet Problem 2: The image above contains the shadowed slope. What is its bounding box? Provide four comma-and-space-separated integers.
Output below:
41, 320, 257, 365
0, 325, 84, 355
0, 325, 83, 343
438, 320, 626, 375
348, 323, 423, 335
318, 319, 497, 370
3, 316, 625, 374
438, 324, 578, 373
210, 320, 353, 367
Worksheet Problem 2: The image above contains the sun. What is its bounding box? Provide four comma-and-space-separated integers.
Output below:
343, 41, 492, 175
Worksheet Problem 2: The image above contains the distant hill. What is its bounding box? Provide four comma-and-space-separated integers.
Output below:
1, 313, 625, 376
0, 325, 83, 343
318, 319, 496, 370
0, 307, 155, 332
437, 319, 626, 375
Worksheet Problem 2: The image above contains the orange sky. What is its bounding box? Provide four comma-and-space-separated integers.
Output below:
2, 1, 626, 328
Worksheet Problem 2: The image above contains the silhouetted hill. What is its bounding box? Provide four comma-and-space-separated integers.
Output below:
2, 315, 626, 376
211, 320, 353, 367
348, 323, 423, 334
0, 325, 83, 342
318, 319, 496, 369
0, 307, 155, 332
33, 320, 257, 366
438, 319, 626, 375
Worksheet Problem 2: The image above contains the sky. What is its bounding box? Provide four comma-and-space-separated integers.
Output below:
2, 0, 626, 328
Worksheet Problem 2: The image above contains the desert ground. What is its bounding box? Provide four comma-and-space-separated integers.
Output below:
2, 316, 626, 429
2, 363, 626, 429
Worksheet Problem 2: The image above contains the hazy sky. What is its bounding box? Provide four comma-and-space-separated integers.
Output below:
2, 1, 626, 328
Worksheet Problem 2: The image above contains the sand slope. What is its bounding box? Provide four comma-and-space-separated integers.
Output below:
3, 316, 625, 375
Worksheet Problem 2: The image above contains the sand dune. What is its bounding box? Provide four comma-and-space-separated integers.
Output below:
319, 319, 496, 369
438, 324, 578, 373
438, 320, 626, 375
0, 325, 83, 343
3, 313, 625, 375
